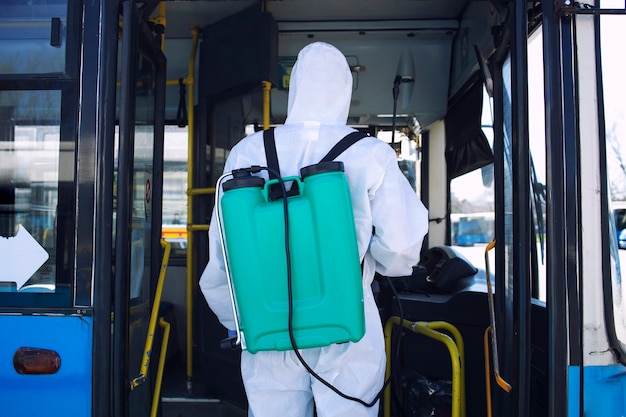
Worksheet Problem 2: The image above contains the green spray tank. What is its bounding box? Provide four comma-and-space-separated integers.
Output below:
216, 131, 367, 353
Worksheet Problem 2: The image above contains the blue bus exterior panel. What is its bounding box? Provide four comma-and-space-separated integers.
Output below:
568, 364, 626, 416
0, 315, 92, 417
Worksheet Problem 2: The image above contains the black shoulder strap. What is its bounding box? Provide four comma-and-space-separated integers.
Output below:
263, 127, 290, 200
263, 127, 280, 179
262, 128, 367, 199
319, 131, 368, 162
265, 128, 368, 168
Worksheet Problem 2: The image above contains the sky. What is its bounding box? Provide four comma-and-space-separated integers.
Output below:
601, 1, 626, 138
599, 1, 626, 199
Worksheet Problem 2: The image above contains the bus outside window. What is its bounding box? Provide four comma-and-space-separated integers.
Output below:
449, 87, 496, 279
602, 0, 626, 358
613, 204, 626, 249
0, 91, 67, 298
162, 125, 188, 237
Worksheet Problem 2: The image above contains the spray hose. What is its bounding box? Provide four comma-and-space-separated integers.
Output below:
216, 165, 405, 409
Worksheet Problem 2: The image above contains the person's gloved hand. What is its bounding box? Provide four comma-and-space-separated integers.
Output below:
228, 329, 237, 338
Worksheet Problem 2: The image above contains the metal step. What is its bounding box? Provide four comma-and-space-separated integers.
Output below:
161, 397, 246, 417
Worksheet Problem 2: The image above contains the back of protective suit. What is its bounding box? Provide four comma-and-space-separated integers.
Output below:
200, 41, 429, 417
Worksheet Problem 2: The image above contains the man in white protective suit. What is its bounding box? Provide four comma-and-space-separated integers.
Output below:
200, 41, 429, 417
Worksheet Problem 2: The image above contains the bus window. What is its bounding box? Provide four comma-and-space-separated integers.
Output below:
602, 1, 626, 352
115, 129, 187, 260
450, 87, 495, 269
528, 28, 547, 302
613, 206, 626, 249
162, 125, 189, 253
377, 128, 420, 192
491, 28, 547, 304
0, 90, 70, 301
0, 2, 68, 75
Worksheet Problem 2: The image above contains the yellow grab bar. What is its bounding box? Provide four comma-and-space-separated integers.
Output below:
185, 26, 200, 395
130, 238, 172, 390
484, 326, 493, 417
150, 317, 171, 417
484, 240, 512, 394
384, 316, 465, 417
187, 187, 215, 196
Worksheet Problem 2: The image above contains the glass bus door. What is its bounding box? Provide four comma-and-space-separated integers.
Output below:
113, 2, 166, 417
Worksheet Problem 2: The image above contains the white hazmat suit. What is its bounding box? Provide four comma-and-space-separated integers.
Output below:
200, 41, 429, 417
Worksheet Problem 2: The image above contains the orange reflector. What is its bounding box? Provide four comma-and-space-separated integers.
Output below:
13, 347, 61, 375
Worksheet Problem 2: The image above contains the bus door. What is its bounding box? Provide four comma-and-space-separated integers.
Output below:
113, 2, 166, 417
194, 5, 278, 408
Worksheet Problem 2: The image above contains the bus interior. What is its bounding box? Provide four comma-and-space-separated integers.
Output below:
158, 1, 502, 415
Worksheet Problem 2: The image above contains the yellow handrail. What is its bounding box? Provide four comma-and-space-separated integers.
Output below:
484, 240, 512, 394
384, 316, 466, 417
183, 27, 200, 395
187, 187, 215, 196
187, 224, 210, 232
421, 320, 466, 415
130, 238, 171, 390
262, 80, 271, 130
484, 326, 493, 417
150, 317, 171, 417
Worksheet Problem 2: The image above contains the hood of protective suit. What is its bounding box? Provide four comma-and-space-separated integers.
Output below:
285, 42, 353, 126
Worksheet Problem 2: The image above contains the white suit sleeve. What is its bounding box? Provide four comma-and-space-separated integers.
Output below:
368, 149, 428, 277
199, 189, 237, 330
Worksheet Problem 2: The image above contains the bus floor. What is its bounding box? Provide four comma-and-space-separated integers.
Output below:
160, 354, 246, 417
161, 400, 245, 417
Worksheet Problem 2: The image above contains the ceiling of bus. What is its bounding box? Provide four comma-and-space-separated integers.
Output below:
151, 0, 503, 129
159, 0, 470, 38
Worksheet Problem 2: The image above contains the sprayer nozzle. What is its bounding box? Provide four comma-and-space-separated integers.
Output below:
394, 75, 415, 88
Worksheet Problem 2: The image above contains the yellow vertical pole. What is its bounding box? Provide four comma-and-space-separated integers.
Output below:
262, 0, 271, 129
262, 81, 271, 130
185, 27, 199, 395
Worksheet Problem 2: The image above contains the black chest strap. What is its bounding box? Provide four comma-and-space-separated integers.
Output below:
263, 128, 369, 199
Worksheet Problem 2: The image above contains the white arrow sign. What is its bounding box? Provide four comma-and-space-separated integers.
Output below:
0, 224, 49, 290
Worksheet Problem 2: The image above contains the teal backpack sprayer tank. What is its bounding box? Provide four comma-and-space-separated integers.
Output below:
215, 128, 368, 354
